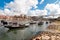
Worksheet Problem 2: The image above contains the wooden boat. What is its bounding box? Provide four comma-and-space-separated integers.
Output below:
0, 20, 30, 29
4, 23, 29, 29
30, 21, 36, 24
46, 21, 48, 24
24, 23, 30, 27
4, 25, 15, 29
50, 21, 52, 23
1, 20, 8, 25
38, 22, 43, 25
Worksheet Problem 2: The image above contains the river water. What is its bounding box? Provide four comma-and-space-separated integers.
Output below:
0, 21, 50, 40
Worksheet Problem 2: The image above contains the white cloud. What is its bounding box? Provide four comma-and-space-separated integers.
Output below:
28, 9, 47, 16
44, 1, 60, 18
35, 9, 47, 16
4, 0, 38, 16
0, 10, 5, 15
45, 3, 60, 15
0, 0, 60, 17
4, 0, 47, 16
40, 0, 44, 4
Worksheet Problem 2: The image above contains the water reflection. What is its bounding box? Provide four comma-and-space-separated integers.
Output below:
0, 21, 50, 40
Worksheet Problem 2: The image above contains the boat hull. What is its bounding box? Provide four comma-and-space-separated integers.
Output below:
4, 25, 29, 29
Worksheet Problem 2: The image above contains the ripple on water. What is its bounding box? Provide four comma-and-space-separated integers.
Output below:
0, 21, 50, 40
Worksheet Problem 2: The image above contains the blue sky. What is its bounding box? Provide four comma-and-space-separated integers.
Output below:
0, 0, 57, 10
0, 0, 60, 16
37, 0, 56, 10
0, 0, 14, 9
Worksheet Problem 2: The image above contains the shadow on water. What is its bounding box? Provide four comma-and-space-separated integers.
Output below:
0, 33, 12, 40
7, 27, 27, 32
